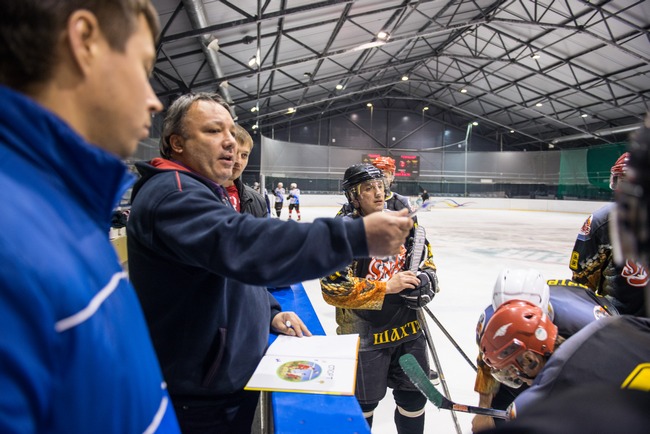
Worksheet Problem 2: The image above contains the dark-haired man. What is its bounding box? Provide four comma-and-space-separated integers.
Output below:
127, 93, 414, 433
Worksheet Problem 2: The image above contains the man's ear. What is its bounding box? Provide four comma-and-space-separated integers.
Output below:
169, 134, 184, 154
66, 10, 102, 75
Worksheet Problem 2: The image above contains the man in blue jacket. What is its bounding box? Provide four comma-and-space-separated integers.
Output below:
127, 92, 414, 434
0, 1, 179, 433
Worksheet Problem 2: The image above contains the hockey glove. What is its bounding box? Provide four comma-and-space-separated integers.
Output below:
401, 269, 437, 309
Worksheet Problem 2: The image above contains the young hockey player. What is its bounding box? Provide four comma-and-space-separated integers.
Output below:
479, 300, 650, 421
372, 156, 413, 212
273, 182, 285, 218
569, 152, 648, 315
321, 163, 439, 434
287, 182, 301, 220
472, 269, 617, 432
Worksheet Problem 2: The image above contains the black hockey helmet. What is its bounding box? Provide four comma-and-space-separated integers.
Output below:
342, 163, 384, 192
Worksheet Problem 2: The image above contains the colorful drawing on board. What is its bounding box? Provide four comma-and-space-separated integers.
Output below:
277, 360, 322, 382
430, 199, 475, 208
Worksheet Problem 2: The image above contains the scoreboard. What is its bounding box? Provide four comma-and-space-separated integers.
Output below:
362, 153, 420, 179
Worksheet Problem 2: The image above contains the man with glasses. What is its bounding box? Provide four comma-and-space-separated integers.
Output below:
321, 163, 438, 434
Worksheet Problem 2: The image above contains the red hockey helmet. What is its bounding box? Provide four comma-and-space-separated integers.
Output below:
480, 300, 558, 372
371, 156, 396, 174
611, 152, 630, 177
610, 152, 629, 190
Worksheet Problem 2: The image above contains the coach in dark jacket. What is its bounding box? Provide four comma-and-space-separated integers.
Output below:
127, 92, 413, 434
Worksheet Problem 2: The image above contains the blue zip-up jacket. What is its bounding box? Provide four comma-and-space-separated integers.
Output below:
127, 159, 370, 399
0, 86, 179, 433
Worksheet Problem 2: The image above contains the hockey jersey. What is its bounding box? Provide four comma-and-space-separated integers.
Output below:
570, 202, 648, 315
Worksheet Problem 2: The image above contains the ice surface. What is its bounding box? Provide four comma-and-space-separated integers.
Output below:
289, 201, 590, 434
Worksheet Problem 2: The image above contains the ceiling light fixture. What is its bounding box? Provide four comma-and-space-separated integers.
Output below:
377, 31, 390, 40
251, 123, 258, 130
336, 84, 343, 90
531, 53, 541, 59
401, 75, 409, 81
460, 88, 468, 93
250, 106, 258, 113
536, 102, 543, 107
581, 113, 589, 118
248, 55, 259, 68
422, 107, 429, 111
510, 130, 515, 133
367, 103, 373, 107
287, 107, 296, 114
472, 121, 479, 126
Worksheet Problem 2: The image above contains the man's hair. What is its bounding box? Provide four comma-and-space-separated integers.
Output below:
159, 92, 231, 159
234, 124, 254, 150
0, 0, 160, 91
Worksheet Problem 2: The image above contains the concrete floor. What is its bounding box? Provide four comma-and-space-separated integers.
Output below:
286, 199, 592, 434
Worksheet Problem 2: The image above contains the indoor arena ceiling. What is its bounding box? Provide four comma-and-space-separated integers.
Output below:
151, 0, 650, 150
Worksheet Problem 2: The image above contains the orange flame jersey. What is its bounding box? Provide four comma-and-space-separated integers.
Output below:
321, 245, 407, 310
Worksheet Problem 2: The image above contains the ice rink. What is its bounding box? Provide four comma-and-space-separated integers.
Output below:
286, 197, 594, 434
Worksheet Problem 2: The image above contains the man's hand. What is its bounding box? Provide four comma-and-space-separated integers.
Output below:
271, 312, 312, 337
363, 208, 413, 257
471, 415, 495, 432
401, 269, 437, 308
471, 392, 496, 432
386, 271, 420, 294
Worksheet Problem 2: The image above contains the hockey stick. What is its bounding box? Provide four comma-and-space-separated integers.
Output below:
408, 227, 462, 434
399, 354, 510, 420
423, 306, 478, 372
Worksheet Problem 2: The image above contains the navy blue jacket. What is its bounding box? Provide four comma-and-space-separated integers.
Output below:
127, 159, 370, 398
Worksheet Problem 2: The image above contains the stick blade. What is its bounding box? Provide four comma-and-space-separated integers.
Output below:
399, 354, 444, 408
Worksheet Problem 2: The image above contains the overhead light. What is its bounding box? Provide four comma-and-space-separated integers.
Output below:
510, 130, 515, 133
251, 123, 258, 130
401, 75, 409, 81
303, 72, 312, 77
536, 102, 543, 107
377, 31, 390, 40
548, 143, 555, 149
422, 107, 429, 111
460, 88, 468, 93
248, 55, 259, 67
367, 103, 373, 107
286, 107, 296, 114
581, 113, 589, 118
531, 53, 541, 59
219, 80, 229, 89
472, 121, 479, 126
336, 84, 343, 90
250, 106, 258, 113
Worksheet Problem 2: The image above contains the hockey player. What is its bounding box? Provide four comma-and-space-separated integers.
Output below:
569, 152, 648, 315
273, 182, 285, 218
372, 156, 414, 212
321, 163, 439, 434
472, 269, 617, 432
480, 301, 650, 424
480, 116, 650, 434
287, 182, 301, 220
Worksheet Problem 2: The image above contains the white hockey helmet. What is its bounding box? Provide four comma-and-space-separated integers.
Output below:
290, 183, 297, 189
492, 268, 552, 319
